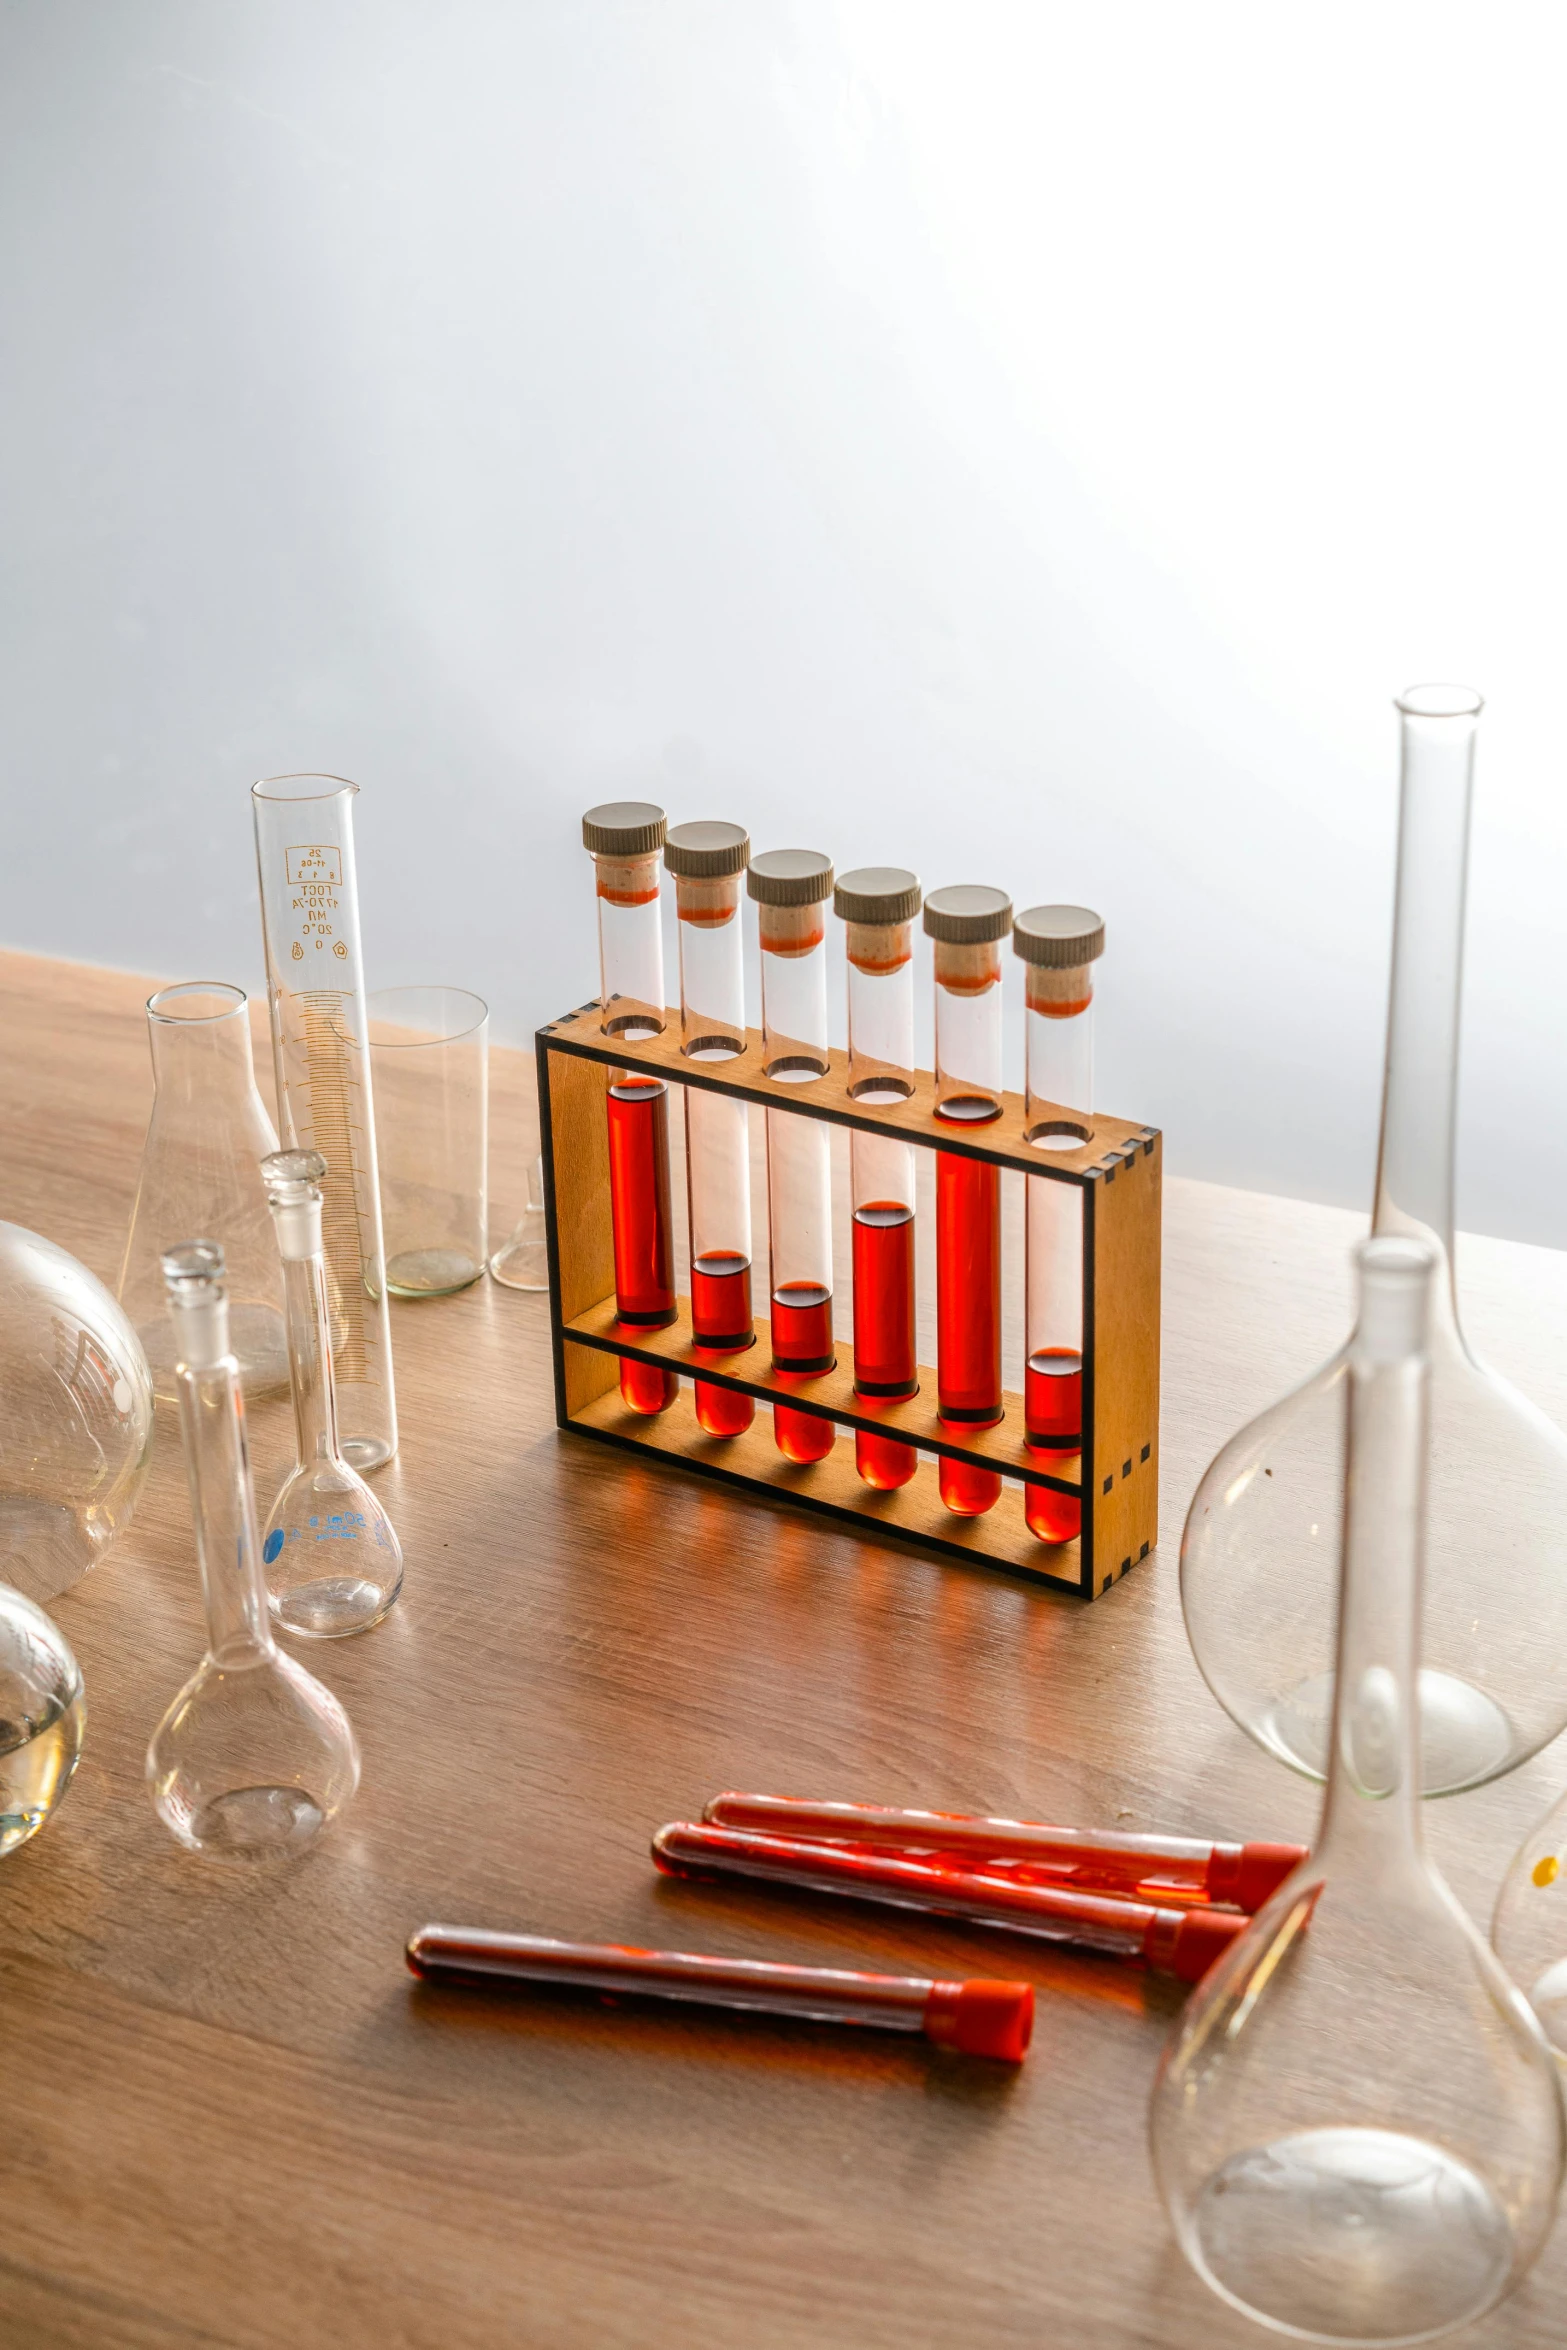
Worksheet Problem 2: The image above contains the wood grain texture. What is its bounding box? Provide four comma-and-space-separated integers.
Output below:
1, 946, 1565, 2349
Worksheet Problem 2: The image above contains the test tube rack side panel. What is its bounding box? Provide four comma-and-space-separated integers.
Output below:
536, 1006, 1161, 1600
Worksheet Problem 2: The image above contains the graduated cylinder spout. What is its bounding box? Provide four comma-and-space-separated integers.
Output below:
1372, 686, 1483, 1276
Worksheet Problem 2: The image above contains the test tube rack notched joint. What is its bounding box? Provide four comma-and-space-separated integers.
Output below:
537, 1003, 1161, 1599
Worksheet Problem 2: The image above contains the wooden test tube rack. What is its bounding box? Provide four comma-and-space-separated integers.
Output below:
537, 1003, 1161, 1598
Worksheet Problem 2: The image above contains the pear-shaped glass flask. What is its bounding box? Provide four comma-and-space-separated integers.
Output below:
1182, 687, 1567, 1795
0, 1220, 154, 1602
1153, 1237, 1565, 2345
0, 1586, 85, 1856
488, 1153, 549, 1290
258, 1151, 403, 1638
118, 983, 289, 1404
147, 1241, 360, 1861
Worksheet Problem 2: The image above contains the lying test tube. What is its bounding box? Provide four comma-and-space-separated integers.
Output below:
653, 1822, 1249, 1982
702, 1794, 1307, 1912
406, 1926, 1034, 2059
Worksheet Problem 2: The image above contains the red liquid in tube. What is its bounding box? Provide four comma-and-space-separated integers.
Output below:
606, 1078, 678, 1414
691, 1251, 755, 1437
935, 1152, 1002, 1514
1025, 1346, 1082, 1542
852, 1204, 917, 1490
772, 1281, 835, 1464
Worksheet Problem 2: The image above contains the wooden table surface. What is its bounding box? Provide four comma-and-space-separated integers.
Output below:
4, 946, 1567, 2350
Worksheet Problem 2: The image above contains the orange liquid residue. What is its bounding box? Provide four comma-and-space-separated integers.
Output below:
597, 882, 660, 908
1032, 996, 1092, 1020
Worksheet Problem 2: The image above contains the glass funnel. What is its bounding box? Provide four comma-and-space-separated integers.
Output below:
118, 981, 288, 1404
0, 1586, 85, 1858
1182, 686, 1567, 1795
148, 1241, 360, 1862
1153, 1237, 1565, 2345
0, 1220, 154, 1603
258, 1150, 403, 1639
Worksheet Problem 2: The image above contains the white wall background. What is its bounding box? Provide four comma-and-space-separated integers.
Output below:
4, 1, 1567, 1240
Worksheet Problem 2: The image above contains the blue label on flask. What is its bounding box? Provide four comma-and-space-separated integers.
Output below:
263, 1528, 284, 1564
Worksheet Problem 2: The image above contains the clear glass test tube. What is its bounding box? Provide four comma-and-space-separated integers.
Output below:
751, 850, 836, 1465
836, 867, 922, 1491
925, 886, 1012, 1516
1015, 906, 1104, 1546
584, 802, 678, 1417
252, 775, 397, 1471
666, 821, 754, 1440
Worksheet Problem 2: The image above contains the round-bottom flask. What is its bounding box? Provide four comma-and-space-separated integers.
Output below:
1153, 1238, 1564, 2344
0, 1588, 84, 1857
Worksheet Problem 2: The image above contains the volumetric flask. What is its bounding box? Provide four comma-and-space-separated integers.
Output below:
836, 867, 922, 1491
1015, 906, 1104, 1547
926, 886, 1012, 1518
1152, 1238, 1565, 2344
367, 986, 489, 1297
752, 850, 837, 1466
584, 801, 678, 1417
667, 821, 755, 1440
252, 776, 397, 1471
1182, 689, 1567, 1793
119, 981, 288, 1404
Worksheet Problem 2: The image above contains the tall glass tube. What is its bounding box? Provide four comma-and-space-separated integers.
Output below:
925, 887, 1012, 1517
1015, 906, 1104, 1546
584, 802, 678, 1417
1182, 687, 1567, 1794
836, 868, 922, 1491
751, 850, 836, 1466
251, 776, 396, 1471
666, 821, 754, 1440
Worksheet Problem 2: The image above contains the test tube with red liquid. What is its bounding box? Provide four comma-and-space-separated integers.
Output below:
924, 885, 1013, 1516
665, 821, 756, 1439
750, 850, 837, 1465
835, 867, 923, 1490
1014, 905, 1104, 1545
583, 801, 678, 1416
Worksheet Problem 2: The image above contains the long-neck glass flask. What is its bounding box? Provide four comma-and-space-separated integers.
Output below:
259, 1151, 403, 1638
1181, 687, 1567, 1794
118, 982, 288, 1404
751, 850, 837, 1467
1015, 906, 1104, 1547
252, 776, 397, 1471
666, 822, 755, 1440
148, 1242, 360, 1861
925, 885, 1012, 1518
1153, 1236, 1564, 2345
584, 802, 678, 1417
837, 867, 922, 1492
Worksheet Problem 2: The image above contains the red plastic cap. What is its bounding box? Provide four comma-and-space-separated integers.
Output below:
923, 1979, 1034, 2062
1233, 1841, 1307, 1912
1170, 1908, 1247, 1984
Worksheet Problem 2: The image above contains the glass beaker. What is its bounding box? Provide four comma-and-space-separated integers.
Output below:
667, 821, 756, 1440
584, 801, 679, 1417
1152, 1236, 1565, 2345
259, 1150, 403, 1638
1181, 688, 1567, 1794
0, 1585, 85, 1857
1015, 906, 1104, 1547
148, 1241, 361, 1861
251, 775, 398, 1471
367, 986, 489, 1297
925, 885, 1013, 1517
836, 866, 922, 1492
118, 981, 288, 1403
751, 849, 837, 1466
0, 1221, 154, 1603
489, 1155, 549, 1290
